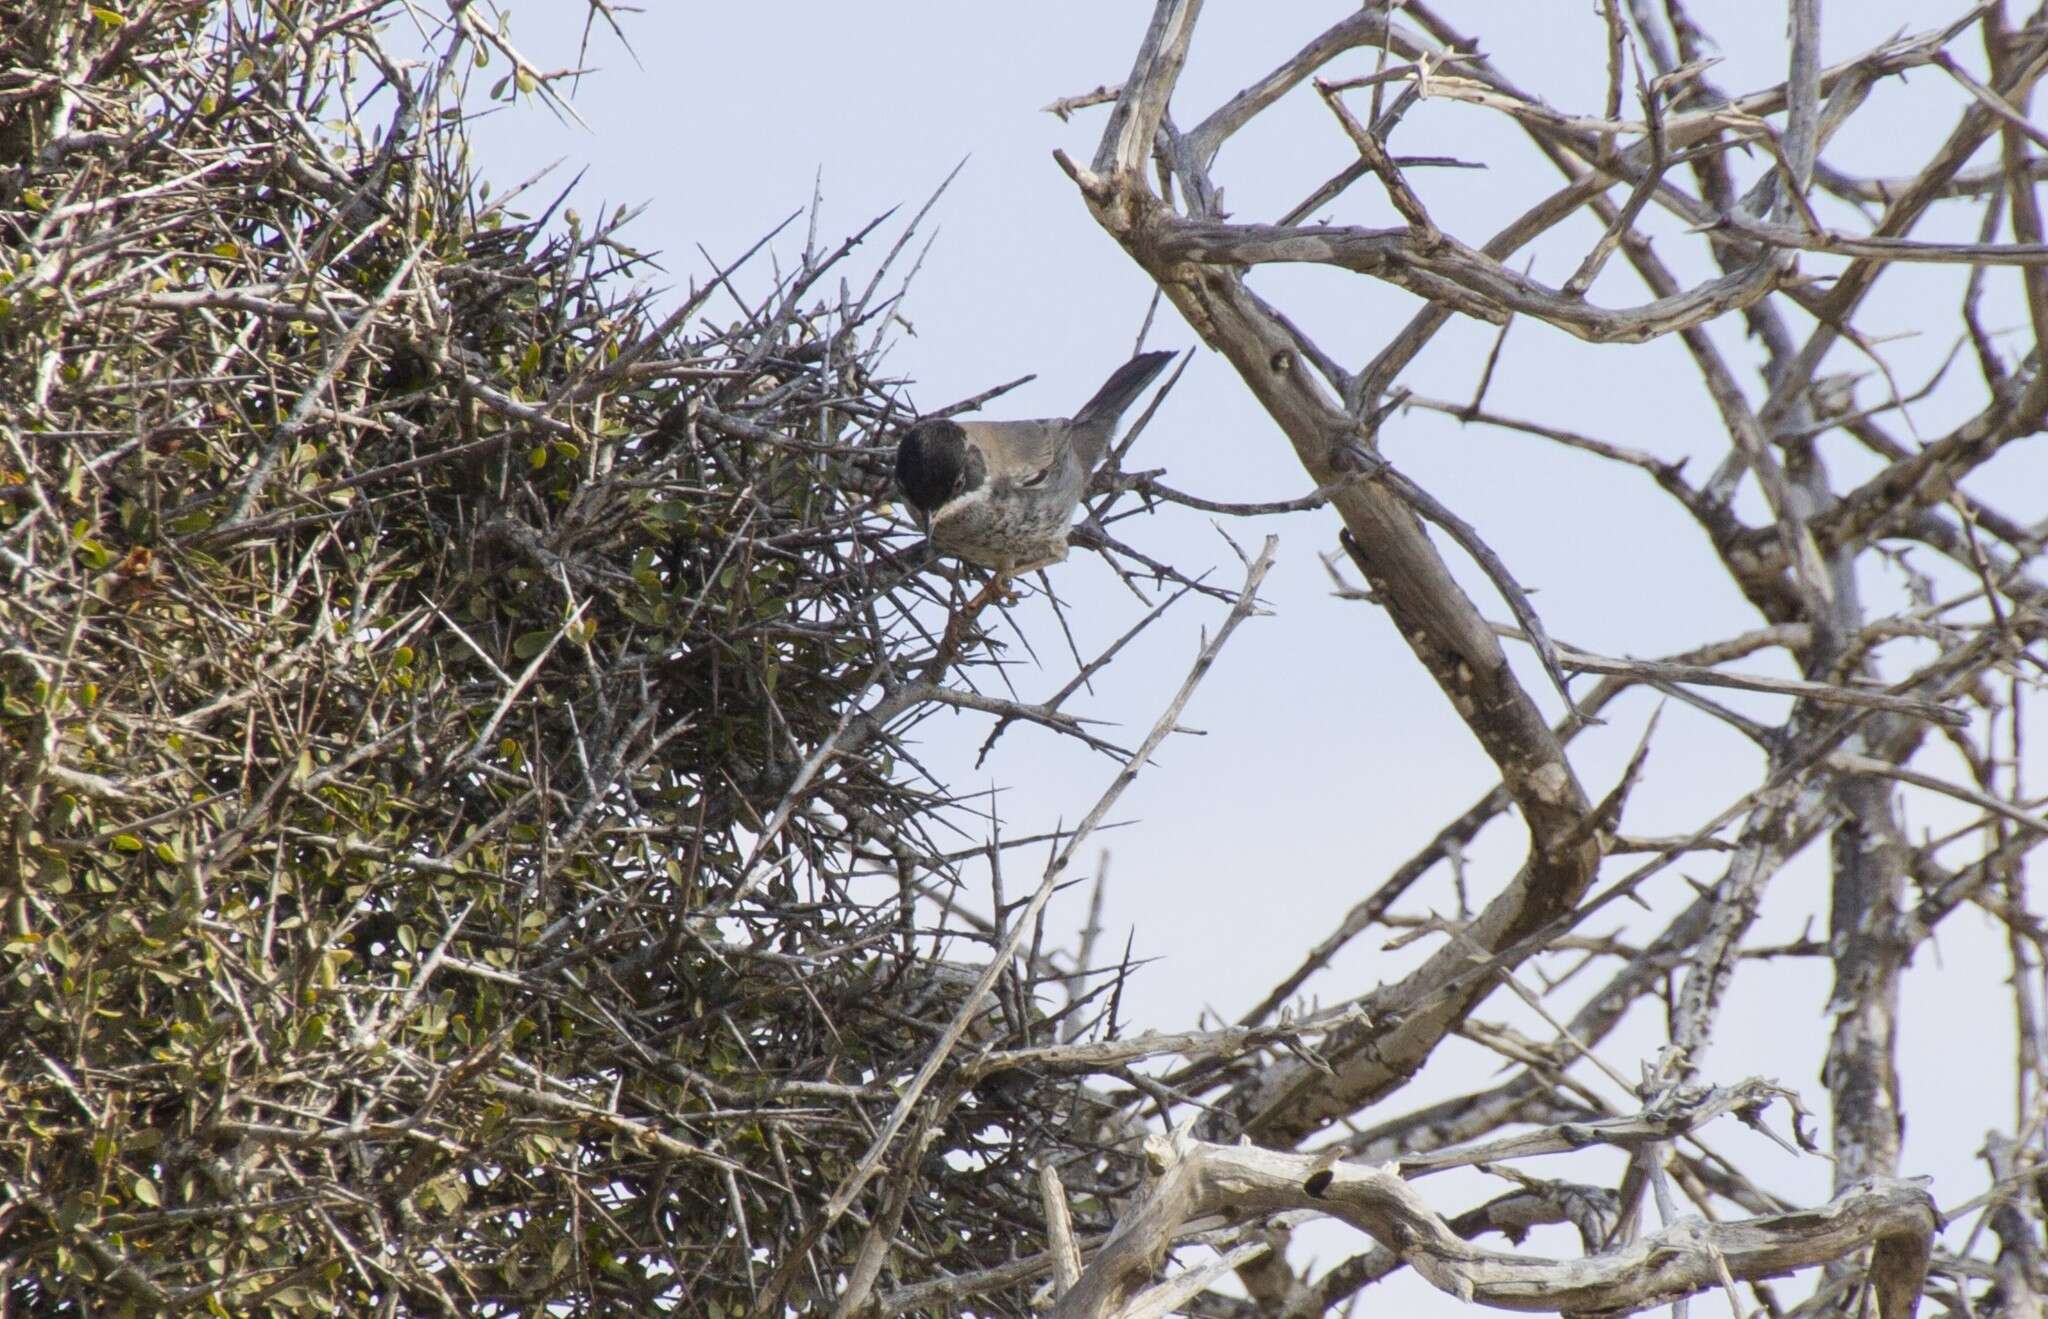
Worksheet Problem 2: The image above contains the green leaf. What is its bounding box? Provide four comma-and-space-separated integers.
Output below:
111, 834, 144, 853
512, 630, 552, 660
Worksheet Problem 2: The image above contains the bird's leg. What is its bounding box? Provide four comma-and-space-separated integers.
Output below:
976, 570, 1022, 609
939, 570, 1012, 656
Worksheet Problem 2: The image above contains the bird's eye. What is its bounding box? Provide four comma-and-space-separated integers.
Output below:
1020, 466, 1053, 489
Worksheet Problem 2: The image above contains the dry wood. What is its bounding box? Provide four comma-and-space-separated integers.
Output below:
1018, 0, 2048, 1314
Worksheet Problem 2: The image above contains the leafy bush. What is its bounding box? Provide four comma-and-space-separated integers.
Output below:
0, 4, 1072, 1312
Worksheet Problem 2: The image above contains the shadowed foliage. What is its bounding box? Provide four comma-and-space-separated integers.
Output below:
0, 3, 1137, 1312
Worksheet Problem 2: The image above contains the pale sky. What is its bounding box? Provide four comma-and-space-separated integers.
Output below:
457, 3, 2047, 1309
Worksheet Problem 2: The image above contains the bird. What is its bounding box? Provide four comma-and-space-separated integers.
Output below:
894, 350, 1174, 613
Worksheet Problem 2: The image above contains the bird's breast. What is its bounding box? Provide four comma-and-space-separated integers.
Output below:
930, 484, 1077, 570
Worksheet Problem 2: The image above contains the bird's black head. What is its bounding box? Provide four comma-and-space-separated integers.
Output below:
895, 419, 978, 514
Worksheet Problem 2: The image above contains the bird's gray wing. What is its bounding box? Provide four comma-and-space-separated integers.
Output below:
956, 419, 1068, 486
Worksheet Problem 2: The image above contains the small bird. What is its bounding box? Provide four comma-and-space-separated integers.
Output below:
894, 350, 1174, 597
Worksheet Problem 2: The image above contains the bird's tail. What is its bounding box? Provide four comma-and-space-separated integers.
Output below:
1072, 351, 1176, 431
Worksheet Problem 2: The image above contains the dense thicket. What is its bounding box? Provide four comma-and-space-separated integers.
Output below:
0, 5, 1095, 1312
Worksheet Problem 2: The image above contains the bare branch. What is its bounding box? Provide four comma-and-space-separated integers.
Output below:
1057, 1127, 1937, 1318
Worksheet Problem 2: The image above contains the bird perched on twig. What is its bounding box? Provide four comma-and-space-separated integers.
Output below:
894, 350, 1174, 613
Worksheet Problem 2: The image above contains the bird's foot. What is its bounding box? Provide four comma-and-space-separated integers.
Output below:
936, 573, 1013, 659
967, 572, 1017, 614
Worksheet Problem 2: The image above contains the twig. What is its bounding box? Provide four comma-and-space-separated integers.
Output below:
764, 537, 1277, 1307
